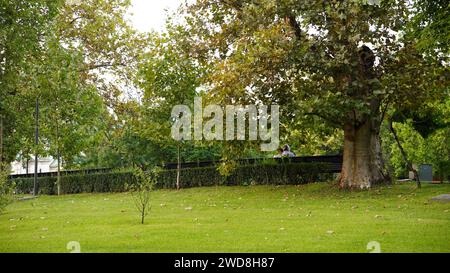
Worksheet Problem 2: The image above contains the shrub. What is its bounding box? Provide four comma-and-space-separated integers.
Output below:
437, 160, 450, 182
10, 162, 333, 195
13, 171, 136, 195
0, 165, 14, 213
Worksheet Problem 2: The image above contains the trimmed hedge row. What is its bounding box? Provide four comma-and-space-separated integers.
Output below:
14, 172, 136, 195
158, 162, 333, 188
437, 161, 450, 181
12, 162, 333, 195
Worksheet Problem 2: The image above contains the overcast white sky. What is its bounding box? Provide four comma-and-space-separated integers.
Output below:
128, 0, 183, 32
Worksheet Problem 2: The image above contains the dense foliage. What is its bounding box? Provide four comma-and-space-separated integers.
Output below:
0, 164, 14, 212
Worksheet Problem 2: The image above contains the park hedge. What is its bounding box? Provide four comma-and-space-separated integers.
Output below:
12, 162, 333, 195
437, 160, 450, 181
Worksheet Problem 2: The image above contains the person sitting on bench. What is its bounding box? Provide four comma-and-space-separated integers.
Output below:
282, 144, 296, 158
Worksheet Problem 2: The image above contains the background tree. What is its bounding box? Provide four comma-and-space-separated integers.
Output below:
0, 163, 14, 213
46, 0, 152, 171
2, 0, 146, 174
34, 40, 105, 195
382, 0, 450, 187
408, 0, 449, 55
0, 0, 62, 166
55, 0, 145, 109
137, 28, 222, 188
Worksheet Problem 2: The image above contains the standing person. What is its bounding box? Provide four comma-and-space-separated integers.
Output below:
282, 144, 296, 157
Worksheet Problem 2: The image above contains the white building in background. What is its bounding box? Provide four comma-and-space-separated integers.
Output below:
10, 156, 60, 175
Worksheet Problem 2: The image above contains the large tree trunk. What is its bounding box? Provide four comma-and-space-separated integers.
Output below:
337, 45, 392, 189
339, 119, 390, 189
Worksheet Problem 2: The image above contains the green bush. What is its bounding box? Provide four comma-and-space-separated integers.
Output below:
158, 162, 333, 188
1, 165, 14, 213
437, 160, 450, 181
11, 162, 333, 195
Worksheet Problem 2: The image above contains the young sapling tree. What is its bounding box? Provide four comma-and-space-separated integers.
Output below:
131, 167, 160, 224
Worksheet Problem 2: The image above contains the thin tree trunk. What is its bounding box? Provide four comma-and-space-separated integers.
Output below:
0, 116, 3, 170
56, 120, 61, 196
339, 119, 390, 189
57, 148, 61, 195
389, 119, 421, 188
33, 98, 39, 196
176, 145, 181, 190
141, 206, 146, 224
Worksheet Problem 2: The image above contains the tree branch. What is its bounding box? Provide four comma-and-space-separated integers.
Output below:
219, 0, 243, 11
305, 112, 343, 127
80, 62, 126, 72
68, 16, 82, 26
286, 14, 302, 39
380, 98, 391, 126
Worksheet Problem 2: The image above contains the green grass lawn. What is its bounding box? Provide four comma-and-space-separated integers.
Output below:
1, 182, 449, 253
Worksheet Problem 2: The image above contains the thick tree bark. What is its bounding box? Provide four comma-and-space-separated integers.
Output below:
339, 119, 390, 189
337, 44, 392, 189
